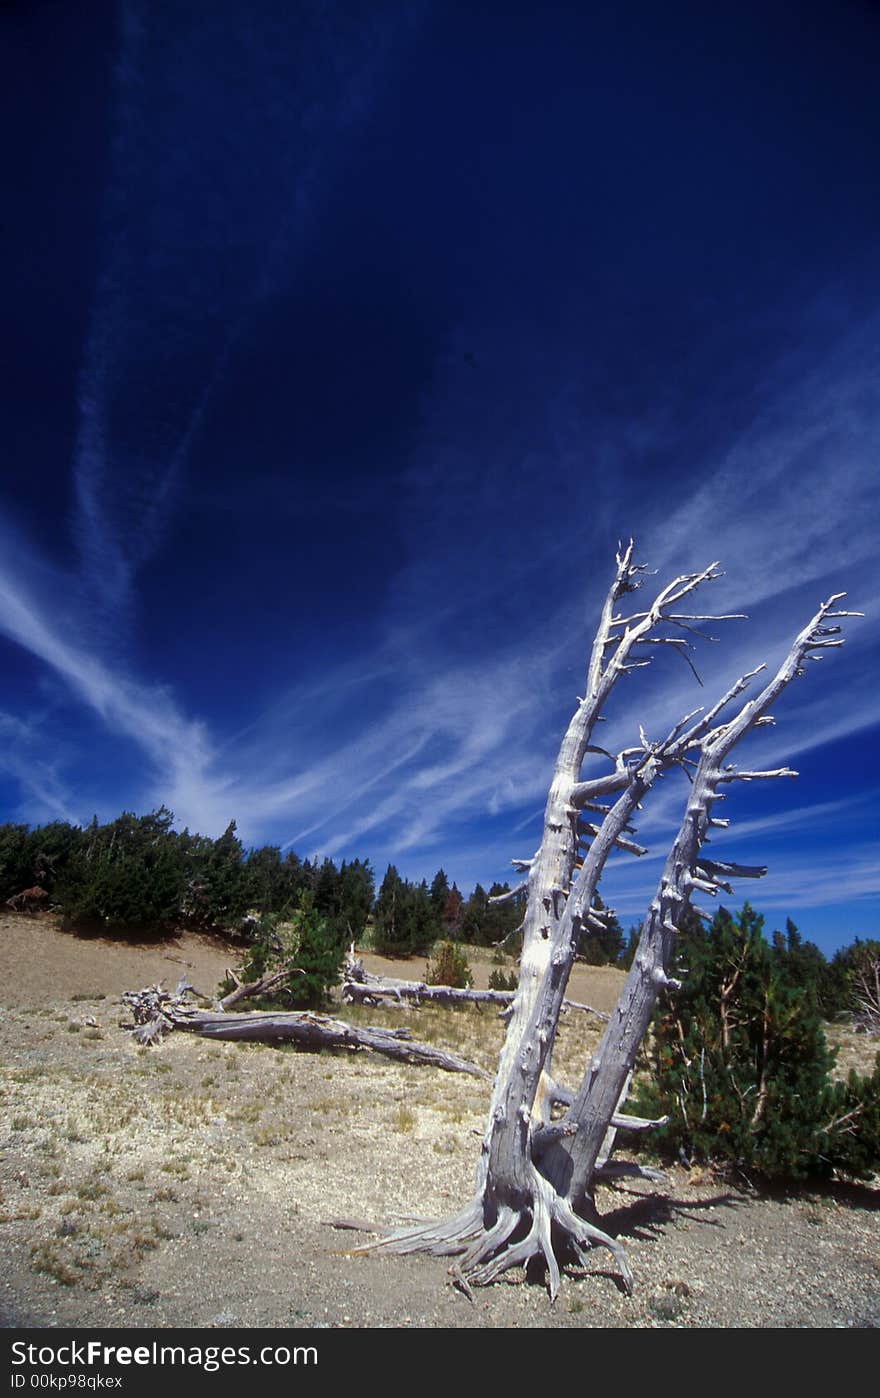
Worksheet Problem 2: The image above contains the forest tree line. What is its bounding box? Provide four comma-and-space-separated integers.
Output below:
0, 808, 873, 1019
0, 807, 523, 952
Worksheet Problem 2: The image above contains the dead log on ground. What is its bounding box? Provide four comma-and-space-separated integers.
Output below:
341, 952, 610, 1020
121, 983, 488, 1076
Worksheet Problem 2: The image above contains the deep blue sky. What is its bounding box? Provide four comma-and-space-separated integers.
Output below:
2, 0, 878, 951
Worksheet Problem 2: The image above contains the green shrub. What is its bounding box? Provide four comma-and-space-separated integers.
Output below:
57, 810, 184, 931
234, 891, 345, 1009
425, 940, 473, 989
488, 967, 518, 992
635, 904, 880, 1181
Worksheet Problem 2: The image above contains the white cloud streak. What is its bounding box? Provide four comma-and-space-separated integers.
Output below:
72, 1, 427, 627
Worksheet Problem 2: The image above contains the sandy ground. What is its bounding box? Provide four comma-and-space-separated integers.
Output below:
1, 913, 878, 1330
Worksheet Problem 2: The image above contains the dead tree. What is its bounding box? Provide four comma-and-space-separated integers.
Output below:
362, 544, 858, 1297
6, 886, 49, 914
851, 944, 880, 1035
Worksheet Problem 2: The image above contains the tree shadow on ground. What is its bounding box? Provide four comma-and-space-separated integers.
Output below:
598, 1184, 743, 1244
517, 1189, 745, 1295
563, 1174, 880, 1293
750, 1176, 880, 1211
555, 1187, 743, 1294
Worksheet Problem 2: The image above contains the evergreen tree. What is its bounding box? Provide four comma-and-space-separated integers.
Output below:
430, 868, 450, 910
636, 904, 880, 1180
771, 917, 828, 1006
460, 883, 489, 943
278, 850, 310, 910
313, 857, 343, 926
182, 819, 248, 928
578, 894, 625, 965
442, 883, 464, 939
338, 858, 374, 941
57, 809, 183, 930
0, 823, 40, 900
460, 882, 525, 946
242, 844, 285, 914
426, 940, 473, 989
406, 879, 440, 953
237, 889, 344, 1008
373, 864, 409, 954
285, 889, 346, 1007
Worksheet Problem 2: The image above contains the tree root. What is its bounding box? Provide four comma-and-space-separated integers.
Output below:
355, 1175, 632, 1301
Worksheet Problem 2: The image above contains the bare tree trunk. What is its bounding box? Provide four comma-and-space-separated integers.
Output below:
361, 546, 857, 1297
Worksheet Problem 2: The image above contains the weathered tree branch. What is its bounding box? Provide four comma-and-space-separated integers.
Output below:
218, 966, 297, 1010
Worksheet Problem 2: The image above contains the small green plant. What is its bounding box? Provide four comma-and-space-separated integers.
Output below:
30, 1242, 80, 1286
76, 1177, 109, 1201
231, 892, 345, 1008
425, 940, 473, 989
488, 967, 518, 992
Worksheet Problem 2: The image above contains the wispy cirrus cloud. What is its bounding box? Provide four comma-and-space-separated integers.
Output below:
0, 535, 214, 824
0, 712, 82, 826
73, 0, 427, 624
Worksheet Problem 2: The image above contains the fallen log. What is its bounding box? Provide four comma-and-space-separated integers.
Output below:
121, 984, 488, 1076
341, 953, 609, 1021
181, 1009, 489, 1074
342, 977, 513, 1009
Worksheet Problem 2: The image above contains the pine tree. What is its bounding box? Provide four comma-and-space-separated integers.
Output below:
338, 858, 374, 941
406, 879, 439, 953
636, 904, 879, 1180
313, 858, 343, 927
578, 894, 624, 964
237, 889, 344, 1008
243, 844, 285, 914
57, 809, 183, 930
0, 823, 43, 900
186, 820, 248, 928
372, 864, 402, 952
284, 890, 346, 1007
460, 882, 525, 946
442, 883, 464, 938
460, 883, 489, 943
429, 868, 450, 914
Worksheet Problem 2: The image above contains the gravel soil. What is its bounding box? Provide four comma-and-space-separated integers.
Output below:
1, 914, 878, 1330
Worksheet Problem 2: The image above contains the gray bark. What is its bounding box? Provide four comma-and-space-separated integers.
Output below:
218, 966, 293, 1009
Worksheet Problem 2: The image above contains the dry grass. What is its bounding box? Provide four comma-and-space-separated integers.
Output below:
826, 1020, 880, 1080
